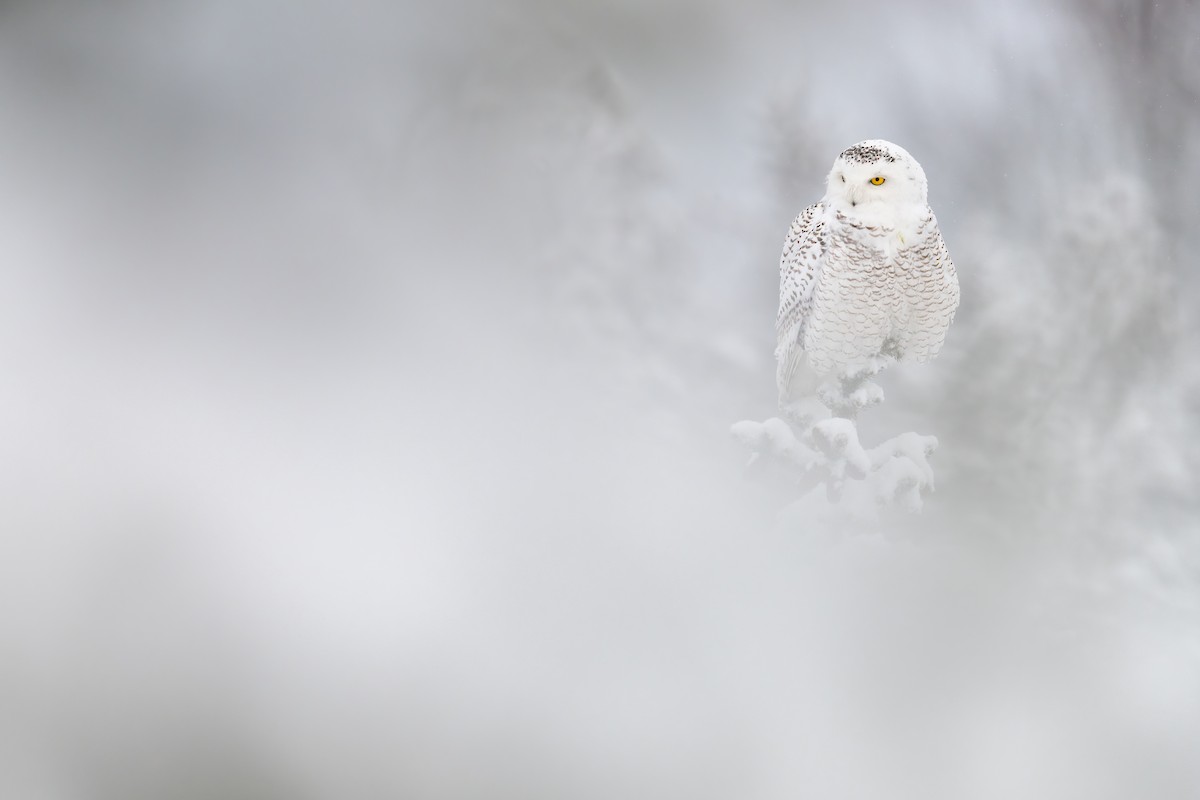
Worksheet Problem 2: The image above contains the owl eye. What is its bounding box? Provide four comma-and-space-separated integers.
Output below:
870, 176, 886, 186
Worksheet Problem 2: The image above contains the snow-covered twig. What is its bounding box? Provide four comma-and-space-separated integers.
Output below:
734, 357, 939, 512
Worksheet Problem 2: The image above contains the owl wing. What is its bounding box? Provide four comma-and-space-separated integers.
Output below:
896, 209, 960, 362
775, 202, 829, 400
927, 219, 960, 343
935, 222, 959, 299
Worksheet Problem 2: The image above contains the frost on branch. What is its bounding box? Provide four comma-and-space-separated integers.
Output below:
733, 357, 939, 513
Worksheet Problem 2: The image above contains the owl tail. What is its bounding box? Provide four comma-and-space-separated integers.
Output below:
775, 328, 819, 408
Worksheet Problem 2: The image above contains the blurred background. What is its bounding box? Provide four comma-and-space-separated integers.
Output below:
1, 0, 1198, 798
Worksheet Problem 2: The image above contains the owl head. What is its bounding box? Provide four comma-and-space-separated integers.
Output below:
824, 140, 929, 222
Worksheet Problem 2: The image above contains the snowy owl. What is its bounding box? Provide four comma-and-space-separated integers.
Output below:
775, 140, 959, 404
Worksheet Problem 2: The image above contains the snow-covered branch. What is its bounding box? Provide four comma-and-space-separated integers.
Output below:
733, 359, 939, 513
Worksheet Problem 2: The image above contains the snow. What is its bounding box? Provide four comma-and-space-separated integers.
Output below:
2, 1, 1199, 799
734, 405, 940, 513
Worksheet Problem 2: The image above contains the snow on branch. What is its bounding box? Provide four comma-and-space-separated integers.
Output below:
733, 357, 939, 513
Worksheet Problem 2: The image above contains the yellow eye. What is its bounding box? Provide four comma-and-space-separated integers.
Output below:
870, 176, 886, 186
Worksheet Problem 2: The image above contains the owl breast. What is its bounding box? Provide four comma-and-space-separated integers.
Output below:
803, 215, 955, 375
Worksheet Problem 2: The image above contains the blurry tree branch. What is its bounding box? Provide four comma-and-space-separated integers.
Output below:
733, 357, 939, 513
